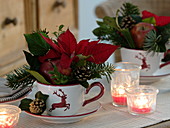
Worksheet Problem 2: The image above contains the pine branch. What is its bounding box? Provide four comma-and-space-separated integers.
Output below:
88, 62, 115, 82
120, 2, 140, 16
6, 65, 36, 90
144, 30, 162, 53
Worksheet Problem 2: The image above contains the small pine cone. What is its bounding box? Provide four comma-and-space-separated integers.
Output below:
74, 66, 92, 82
29, 98, 45, 114
121, 16, 136, 29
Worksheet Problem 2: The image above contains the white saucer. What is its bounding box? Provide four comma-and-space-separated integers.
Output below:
140, 65, 170, 84
0, 89, 32, 105
25, 101, 101, 124
0, 78, 13, 97
0, 78, 32, 105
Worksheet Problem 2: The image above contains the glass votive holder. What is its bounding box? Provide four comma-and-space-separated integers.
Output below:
126, 85, 159, 115
0, 104, 21, 128
111, 62, 141, 107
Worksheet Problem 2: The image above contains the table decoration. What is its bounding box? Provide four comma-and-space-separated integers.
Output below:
0, 104, 21, 128
111, 62, 141, 106
3, 76, 170, 128
126, 85, 159, 115
93, 2, 170, 76
6, 25, 118, 117
24, 101, 101, 124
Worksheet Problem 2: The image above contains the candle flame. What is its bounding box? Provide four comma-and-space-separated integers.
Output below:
118, 88, 125, 95
134, 96, 149, 108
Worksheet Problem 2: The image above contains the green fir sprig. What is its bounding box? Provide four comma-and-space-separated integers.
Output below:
120, 2, 140, 16
144, 30, 162, 53
88, 62, 115, 82
6, 65, 36, 90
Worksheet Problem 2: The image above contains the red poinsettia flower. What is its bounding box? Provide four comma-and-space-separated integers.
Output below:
40, 29, 119, 73
142, 10, 170, 26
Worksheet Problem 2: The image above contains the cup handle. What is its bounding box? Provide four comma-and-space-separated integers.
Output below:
160, 61, 170, 68
82, 82, 105, 106
160, 50, 170, 68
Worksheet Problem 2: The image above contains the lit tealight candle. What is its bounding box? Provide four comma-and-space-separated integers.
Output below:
126, 86, 159, 115
0, 105, 21, 128
110, 62, 141, 107
111, 86, 127, 106
131, 94, 151, 114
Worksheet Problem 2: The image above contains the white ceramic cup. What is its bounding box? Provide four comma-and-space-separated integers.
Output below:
36, 82, 104, 116
120, 48, 169, 76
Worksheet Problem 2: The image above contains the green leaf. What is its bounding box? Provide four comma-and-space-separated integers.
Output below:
19, 98, 33, 111
96, 21, 105, 26
92, 27, 105, 37
131, 15, 142, 23
24, 33, 50, 56
80, 81, 89, 88
35, 91, 49, 102
156, 24, 170, 52
103, 16, 119, 30
120, 29, 135, 48
23, 51, 41, 71
142, 17, 156, 26
59, 24, 64, 31
26, 70, 50, 84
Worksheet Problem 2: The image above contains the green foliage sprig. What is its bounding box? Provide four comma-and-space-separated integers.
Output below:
144, 30, 162, 53
93, 2, 170, 53
120, 2, 140, 16
6, 65, 36, 90
48, 65, 70, 85
88, 62, 115, 82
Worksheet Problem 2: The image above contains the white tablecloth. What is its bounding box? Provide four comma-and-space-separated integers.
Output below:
16, 76, 170, 128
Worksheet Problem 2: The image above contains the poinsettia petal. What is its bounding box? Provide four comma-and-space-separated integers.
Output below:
142, 10, 170, 26
40, 34, 61, 52
57, 42, 67, 53
57, 29, 77, 55
76, 40, 100, 55
38, 49, 61, 63
86, 44, 119, 64
60, 53, 73, 69
88, 40, 100, 45
76, 39, 90, 54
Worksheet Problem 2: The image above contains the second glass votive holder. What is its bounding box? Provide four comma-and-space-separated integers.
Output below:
0, 104, 21, 128
126, 85, 159, 115
111, 62, 141, 107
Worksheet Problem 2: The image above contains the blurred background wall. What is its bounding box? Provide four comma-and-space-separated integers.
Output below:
78, 0, 106, 40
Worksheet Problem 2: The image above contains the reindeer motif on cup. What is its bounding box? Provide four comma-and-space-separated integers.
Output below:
49, 89, 70, 112
135, 53, 150, 71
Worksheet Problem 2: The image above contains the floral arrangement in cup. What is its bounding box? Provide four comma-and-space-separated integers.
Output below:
6, 25, 118, 89
93, 2, 170, 53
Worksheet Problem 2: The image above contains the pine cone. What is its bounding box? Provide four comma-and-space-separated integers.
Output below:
29, 98, 45, 114
121, 16, 136, 29
74, 66, 92, 82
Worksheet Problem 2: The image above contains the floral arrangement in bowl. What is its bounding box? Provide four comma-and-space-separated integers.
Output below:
5, 25, 118, 115
6, 25, 118, 89
93, 2, 170, 53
